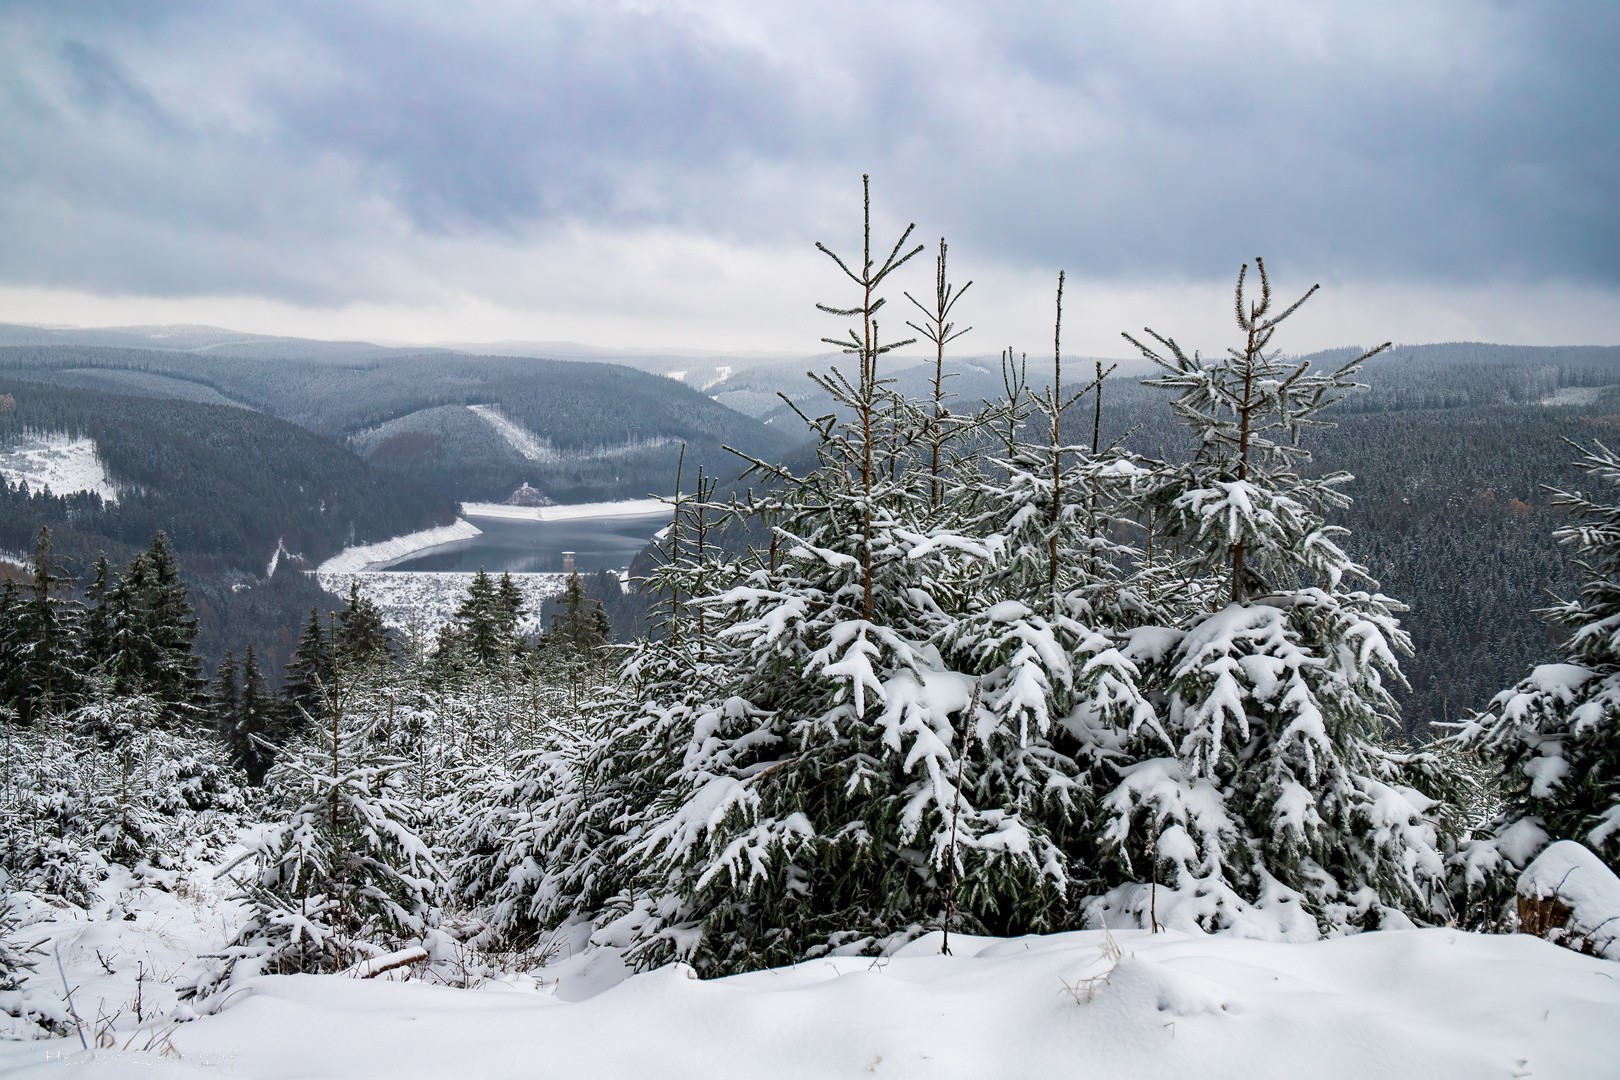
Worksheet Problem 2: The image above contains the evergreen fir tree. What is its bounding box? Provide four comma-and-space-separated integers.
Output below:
143, 531, 203, 709
81, 553, 115, 673
217, 647, 279, 783
237, 646, 278, 784
547, 180, 1104, 972
203, 670, 443, 990
1454, 440, 1620, 906
105, 549, 153, 695
930, 293, 1167, 931
0, 904, 62, 1036
11, 528, 86, 725
496, 571, 525, 642
106, 533, 202, 718
282, 605, 331, 729
212, 650, 241, 741
440, 568, 510, 665
1098, 258, 1454, 934
548, 573, 608, 657
73, 683, 166, 863
336, 581, 391, 670
0, 578, 20, 720
542, 571, 609, 703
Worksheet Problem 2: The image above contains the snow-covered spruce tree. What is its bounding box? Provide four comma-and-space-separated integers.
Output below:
106, 532, 203, 719
213, 646, 282, 784
1451, 441, 1620, 911
929, 281, 1168, 926
541, 570, 611, 704
281, 605, 330, 727
336, 580, 393, 668
74, 683, 168, 866
81, 553, 116, 672
0, 903, 69, 1039
903, 236, 973, 512
10, 528, 86, 725
438, 670, 592, 954
0, 711, 105, 907
199, 661, 443, 995
566, 181, 1127, 974
1096, 259, 1456, 935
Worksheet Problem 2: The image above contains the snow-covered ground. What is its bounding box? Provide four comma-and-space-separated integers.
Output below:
1, 844, 255, 1054
4, 908, 1619, 1078
313, 520, 483, 574
462, 498, 667, 522
0, 433, 118, 503
314, 571, 569, 633
1540, 385, 1615, 407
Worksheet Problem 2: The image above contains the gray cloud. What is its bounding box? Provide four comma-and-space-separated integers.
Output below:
0, 0, 1616, 308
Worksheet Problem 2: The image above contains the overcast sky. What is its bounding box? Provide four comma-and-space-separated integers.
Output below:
1, 1, 1617, 355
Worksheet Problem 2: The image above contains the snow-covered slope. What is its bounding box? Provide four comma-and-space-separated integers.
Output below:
467, 404, 553, 461
0, 433, 118, 503
2, 925, 1616, 1078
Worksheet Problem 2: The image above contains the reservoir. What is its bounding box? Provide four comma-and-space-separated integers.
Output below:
388, 506, 668, 575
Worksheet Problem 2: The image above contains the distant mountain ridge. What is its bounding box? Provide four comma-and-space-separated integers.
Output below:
0, 338, 802, 505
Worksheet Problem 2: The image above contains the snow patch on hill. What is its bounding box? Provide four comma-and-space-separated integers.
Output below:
467, 405, 677, 465
0, 433, 118, 503
1541, 385, 1613, 407
315, 519, 483, 574
468, 404, 552, 461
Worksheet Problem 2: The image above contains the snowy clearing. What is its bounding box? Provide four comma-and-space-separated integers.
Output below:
466, 404, 552, 462
0, 433, 118, 503
1540, 386, 1613, 407
313, 520, 482, 574
3, 916, 1618, 1079
462, 498, 667, 522
467, 406, 676, 464
314, 570, 568, 632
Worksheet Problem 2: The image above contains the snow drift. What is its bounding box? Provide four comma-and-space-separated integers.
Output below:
1517, 840, 1620, 959
4, 926, 1619, 1079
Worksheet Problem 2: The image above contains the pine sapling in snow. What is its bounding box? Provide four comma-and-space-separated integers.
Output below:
199, 658, 443, 997
581, 181, 1122, 971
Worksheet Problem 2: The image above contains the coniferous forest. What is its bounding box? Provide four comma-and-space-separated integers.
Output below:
6, 0, 1620, 1067
6, 182, 1620, 1053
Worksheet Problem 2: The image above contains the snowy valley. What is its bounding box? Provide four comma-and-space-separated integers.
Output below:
5, 248, 1620, 1080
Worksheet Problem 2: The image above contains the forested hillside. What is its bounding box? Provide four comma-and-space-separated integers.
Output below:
0, 378, 456, 573
1073, 350, 1620, 734
0, 345, 799, 503
5, 329, 1620, 734
0, 378, 457, 683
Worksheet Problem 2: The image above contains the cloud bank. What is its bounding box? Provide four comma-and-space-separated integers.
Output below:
1, 0, 1617, 351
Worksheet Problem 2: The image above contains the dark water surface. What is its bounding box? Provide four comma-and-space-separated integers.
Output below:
388, 513, 665, 574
